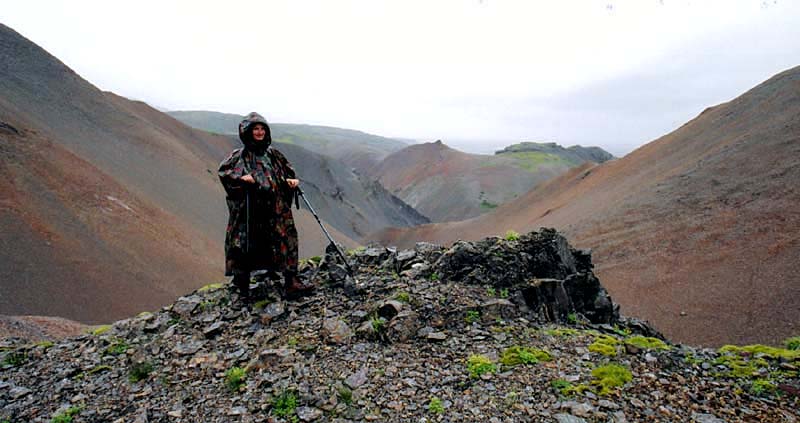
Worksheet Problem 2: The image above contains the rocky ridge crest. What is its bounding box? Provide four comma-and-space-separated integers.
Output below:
1, 230, 798, 422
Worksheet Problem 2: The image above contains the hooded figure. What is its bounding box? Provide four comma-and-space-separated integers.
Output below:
218, 112, 313, 301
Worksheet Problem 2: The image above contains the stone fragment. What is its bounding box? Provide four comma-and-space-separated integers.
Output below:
296, 406, 323, 421
554, 414, 588, 423
172, 295, 202, 317
345, 367, 369, 389
691, 413, 727, 423
261, 301, 286, 322
228, 406, 247, 416
9, 386, 31, 399
426, 332, 447, 341
203, 321, 224, 338
321, 318, 353, 344
387, 311, 421, 343
173, 339, 205, 355
378, 300, 404, 320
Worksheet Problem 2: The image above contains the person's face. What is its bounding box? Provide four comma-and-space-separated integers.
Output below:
252, 124, 266, 142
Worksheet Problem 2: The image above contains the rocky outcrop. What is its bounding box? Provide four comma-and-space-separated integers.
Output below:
1, 230, 797, 422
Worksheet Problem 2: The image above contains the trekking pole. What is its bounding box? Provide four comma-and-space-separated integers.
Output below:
296, 187, 356, 278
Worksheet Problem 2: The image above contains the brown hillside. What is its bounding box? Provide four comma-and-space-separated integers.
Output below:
371, 66, 800, 347
0, 24, 362, 324
370, 140, 569, 222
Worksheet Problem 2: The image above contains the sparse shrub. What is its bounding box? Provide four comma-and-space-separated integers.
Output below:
272, 390, 298, 418
51, 406, 82, 423
2, 351, 26, 367
467, 354, 496, 378
428, 397, 444, 414
287, 336, 299, 347
394, 291, 411, 303
499, 288, 509, 299
784, 337, 800, 351
750, 379, 777, 396
371, 316, 387, 333
337, 384, 353, 405
625, 336, 670, 351
591, 364, 632, 396
429, 272, 440, 281
486, 287, 496, 297
500, 346, 552, 366
567, 313, 578, 324
225, 367, 246, 392
465, 310, 480, 324
129, 361, 153, 383
504, 230, 520, 241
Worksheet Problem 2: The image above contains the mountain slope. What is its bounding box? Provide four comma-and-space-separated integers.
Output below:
370, 140, 608, 222
371, 65, 800, 346
2, 24, 412, 323
167, 110, 408, 173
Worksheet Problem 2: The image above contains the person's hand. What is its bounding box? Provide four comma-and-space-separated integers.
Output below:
241, 174, 256, 184
286, 178, 299, 189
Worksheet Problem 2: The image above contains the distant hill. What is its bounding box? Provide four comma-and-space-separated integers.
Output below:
370, 140, 612, 222
496, 142, 614, 165
168, 110, 408, 174
0, 23, 421, 324
371, 65, 800, 347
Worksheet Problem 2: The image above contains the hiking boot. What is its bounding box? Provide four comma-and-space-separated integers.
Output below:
283, 273, 314, 300
232, 273, 252, 306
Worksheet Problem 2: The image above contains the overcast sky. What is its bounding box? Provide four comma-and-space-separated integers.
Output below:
3, 0, 799, 156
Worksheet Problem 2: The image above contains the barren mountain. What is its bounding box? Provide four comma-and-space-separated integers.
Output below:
0, 24, 422, 324
168, 110, 408, 174
371, 66, 800, 347
370, 140, 610, 222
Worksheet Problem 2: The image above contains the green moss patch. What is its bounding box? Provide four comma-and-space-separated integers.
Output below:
785, 337, 800, 351
225, 367, 246, 392
719, 344, 800, 361
500, 346, 552, 366
591, 364, 633, 396
467, 354, 497, 378
625, 336, 670, 351
589, 334, 621, 357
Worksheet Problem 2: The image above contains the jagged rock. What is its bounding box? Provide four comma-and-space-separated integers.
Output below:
203, 321, 224, 339
554, 414, 587, 423
691, 413, 727, 423
321, 318, 353, 344
2, 229, 797, 423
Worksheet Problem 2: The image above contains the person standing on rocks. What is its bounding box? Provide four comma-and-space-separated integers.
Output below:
218, 112, 314, 302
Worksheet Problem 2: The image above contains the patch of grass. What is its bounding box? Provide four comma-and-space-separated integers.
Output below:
486, 287, 496, 297
785, 337, 800, 351
129, 361, 153, 383
467, 354, 497, 378
465, 310, 480, 324
51, 406, 82, 423
611, 325, 632, 337
567, 313, 578, 324
428, 397, 445, 414
500, 346, 552, 366
394, 291, 411, 303
103, 340, 129, 356
198, 300, 216, 312
504, 230, 520, 241
287, 336, 299, 347
2, 351, 26, 367
429, 272, 440, 281
499, 288, 509, 299
714, 353, 770, 379
89, 325, 112, 336
272, 390, 298, 418
480, 199, 498, 210
625, 336, 670, 351
506, 151, 573, 172
750, 378, 777, 397
225, 366, 246, 392
591, 364, 632, 396
198, 283, 224, 292
550, 378, 573, 395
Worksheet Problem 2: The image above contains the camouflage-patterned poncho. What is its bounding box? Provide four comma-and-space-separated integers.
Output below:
218, 113, 298, 276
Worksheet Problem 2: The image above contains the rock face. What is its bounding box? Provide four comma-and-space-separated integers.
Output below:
1, 229, 797, 422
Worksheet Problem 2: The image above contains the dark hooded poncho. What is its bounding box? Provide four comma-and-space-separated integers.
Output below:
218, 112, 299, 276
